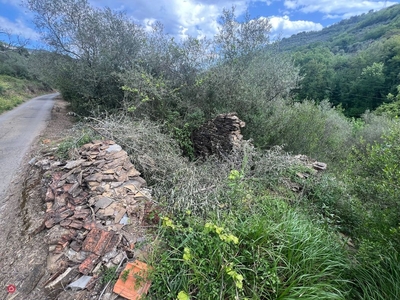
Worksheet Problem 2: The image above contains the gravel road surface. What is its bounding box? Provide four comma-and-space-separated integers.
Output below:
0, 93, 58, 202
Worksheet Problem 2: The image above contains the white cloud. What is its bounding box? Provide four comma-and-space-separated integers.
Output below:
0, 16, 40, 40
90, 0, 250, 39
283, 0, 397, 18
88, 0, 346, 40
323, 14, 342, 20
268, 15, 323, 39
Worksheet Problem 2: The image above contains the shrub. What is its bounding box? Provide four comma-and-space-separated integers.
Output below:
252, 99, 353, 163
302, 173, 364, 235
345, 123, 400, 250
188, 48, 301, 130
354, 110, 395, 148
375, 85, 400, 118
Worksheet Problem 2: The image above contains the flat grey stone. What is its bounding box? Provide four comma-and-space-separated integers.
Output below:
28, 157, 37, 165
119, 214, 130, 225
95, 197, 114, 210
63, 159, 86, 170
106, 144, 122, 153
67, 275, 92, 291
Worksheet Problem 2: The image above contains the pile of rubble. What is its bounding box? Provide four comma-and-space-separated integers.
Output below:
294, 154, 327, 174
191, 112, 245, 158
288, 154, 328, 192
33, 140, 157, 299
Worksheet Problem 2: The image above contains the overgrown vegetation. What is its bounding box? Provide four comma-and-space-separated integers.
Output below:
18, 0, 400, 299
150, 202, 350, 299
101, 266, 118, 285
55, 125, 97, 159
0, 35, 54, 112
0, 74, 51, 113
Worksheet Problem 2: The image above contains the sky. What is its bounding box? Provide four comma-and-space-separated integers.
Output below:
0, 0, 399, 47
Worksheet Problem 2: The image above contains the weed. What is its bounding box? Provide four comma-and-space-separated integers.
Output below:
101, 266, 118, 285
121, 269, 130, 283
56, 126, 98, 159
350, 251, 400, 300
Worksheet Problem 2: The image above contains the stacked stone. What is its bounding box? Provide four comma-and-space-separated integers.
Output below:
192, 113, 246, 158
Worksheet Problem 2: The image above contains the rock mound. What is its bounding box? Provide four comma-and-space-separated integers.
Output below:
192, 113, 245, 158
33, 140, 156, 298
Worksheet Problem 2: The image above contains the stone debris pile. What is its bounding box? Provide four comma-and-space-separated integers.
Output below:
192, 112, 245, 158
294, 154, 327, 173
288, 154, 328, 192
33, 140, 156, 299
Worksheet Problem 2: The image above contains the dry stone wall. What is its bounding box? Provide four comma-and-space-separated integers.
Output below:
192, 112, 245, 158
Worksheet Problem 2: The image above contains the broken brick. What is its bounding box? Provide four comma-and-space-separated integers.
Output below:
39, 140, 153, 297
113, 261, 152, 300
82, 228, 119, 256
45, 207, 74, 228
78, 254, 99, 275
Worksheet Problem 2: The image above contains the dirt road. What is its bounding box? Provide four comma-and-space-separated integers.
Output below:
0, 93, 58, 202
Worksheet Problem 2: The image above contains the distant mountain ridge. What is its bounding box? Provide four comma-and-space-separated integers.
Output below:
278, 4, 400, 53
275, 4, 400, 117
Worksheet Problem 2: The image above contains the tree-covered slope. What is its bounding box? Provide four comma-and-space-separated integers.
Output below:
280, 4, 400, 117
279, 4, 400, 53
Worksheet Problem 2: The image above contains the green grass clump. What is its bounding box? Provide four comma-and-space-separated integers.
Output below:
56, 125, 99, 159
101, 266, 118, 285
350, 251, 400, 300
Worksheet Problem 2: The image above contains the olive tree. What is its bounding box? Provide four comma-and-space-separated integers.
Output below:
215, 7, 271, 63
26, 0, 146, 113
0, 28, 30, 55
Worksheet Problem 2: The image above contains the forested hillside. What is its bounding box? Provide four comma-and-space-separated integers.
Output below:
2, 0, 400, 299
281, 4, 400, 116
279, 4, 400, 51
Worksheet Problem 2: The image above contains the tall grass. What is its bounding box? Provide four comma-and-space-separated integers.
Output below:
149, 194, 350, 299
351, 251, 400, 300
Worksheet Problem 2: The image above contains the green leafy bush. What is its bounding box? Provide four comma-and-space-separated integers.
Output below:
345, 123, 400, 250
302, 173, 364, 235
354, 111, 395, 148
251, 99, 353, 163
375, 85, 400, 117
